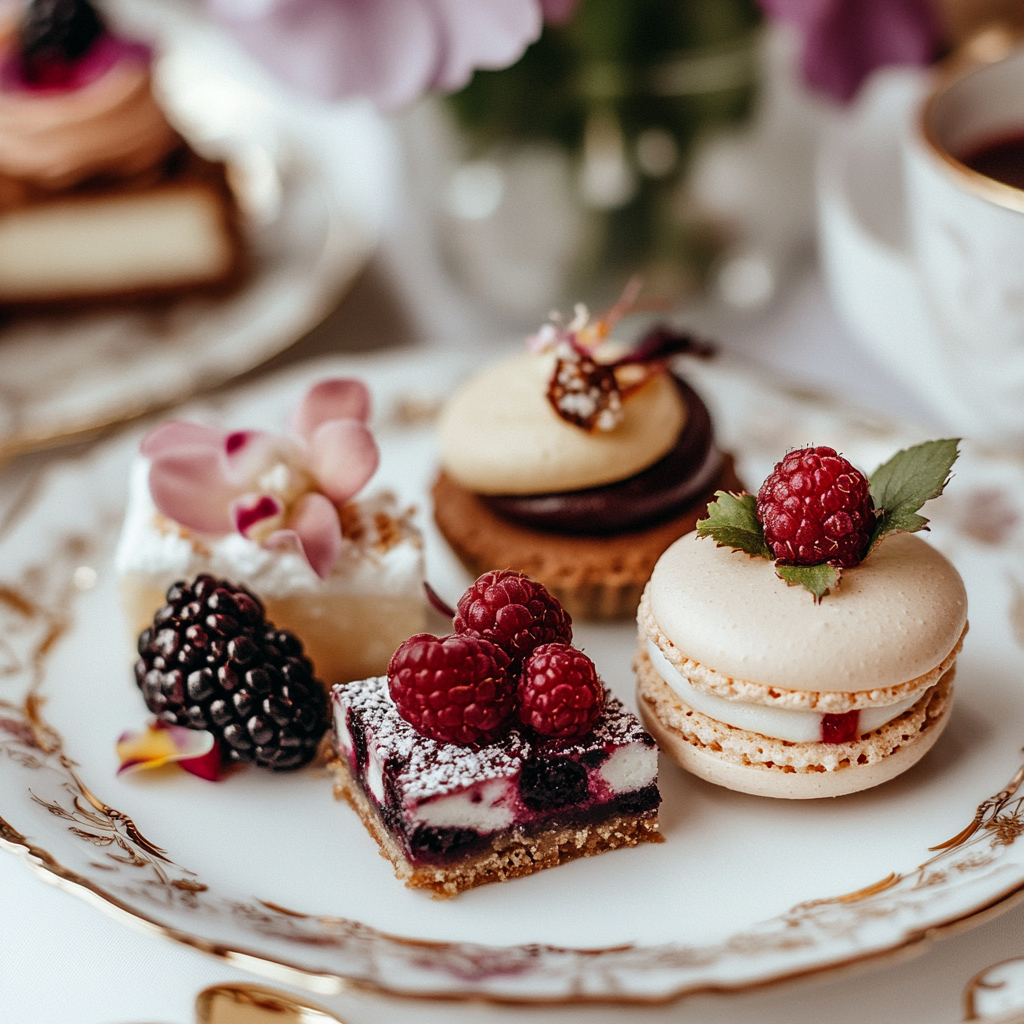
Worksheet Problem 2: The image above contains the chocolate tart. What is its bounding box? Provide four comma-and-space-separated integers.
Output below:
433, 449, 742, 621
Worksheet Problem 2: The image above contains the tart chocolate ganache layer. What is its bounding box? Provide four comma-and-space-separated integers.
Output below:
482, 377, 721, 535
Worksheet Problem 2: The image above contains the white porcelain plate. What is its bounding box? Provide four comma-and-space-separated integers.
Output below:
3, 350, 1024, 1005
0, 1, 388, 463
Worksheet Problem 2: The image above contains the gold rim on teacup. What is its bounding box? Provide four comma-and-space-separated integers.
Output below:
919, 31, 1024, 215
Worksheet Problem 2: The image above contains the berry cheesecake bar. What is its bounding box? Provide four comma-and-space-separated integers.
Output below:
332, 676, 660, 896
330, 571, 661, 896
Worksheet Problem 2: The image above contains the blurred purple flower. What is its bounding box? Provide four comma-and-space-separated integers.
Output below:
759, 0, 943, 102
209, 0, 578, 111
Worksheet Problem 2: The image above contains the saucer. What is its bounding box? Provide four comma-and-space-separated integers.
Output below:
816, 69, 1010, 442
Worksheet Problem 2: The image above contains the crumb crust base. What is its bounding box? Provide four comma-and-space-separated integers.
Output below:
329, 756, 662, 898
431, 455, 742, 621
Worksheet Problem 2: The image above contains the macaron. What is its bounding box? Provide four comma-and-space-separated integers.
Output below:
636, 531, 968, 798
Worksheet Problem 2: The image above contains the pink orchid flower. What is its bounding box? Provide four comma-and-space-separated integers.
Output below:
207, 0, 579, 111
758, 0, 941, 103
142, 379, 378, 579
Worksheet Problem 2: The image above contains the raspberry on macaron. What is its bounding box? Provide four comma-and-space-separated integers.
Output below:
756, 446, 875, 567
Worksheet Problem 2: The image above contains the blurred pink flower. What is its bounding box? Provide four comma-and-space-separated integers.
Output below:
143, 379, 378, 579
209, 0, 578, 110
759, 0, 942, 102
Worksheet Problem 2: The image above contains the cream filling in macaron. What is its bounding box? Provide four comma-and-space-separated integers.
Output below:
645, 639, 921, 743
437, 351, 686, 495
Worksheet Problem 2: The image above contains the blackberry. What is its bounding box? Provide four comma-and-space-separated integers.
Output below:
518, 756, 589, 810
135, 575, 329, 771
18, 0, 105, 85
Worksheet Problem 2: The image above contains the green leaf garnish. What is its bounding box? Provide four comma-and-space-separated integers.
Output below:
696, 491, 771, 559
774, 563, 841, 603
868, 438, 960, 551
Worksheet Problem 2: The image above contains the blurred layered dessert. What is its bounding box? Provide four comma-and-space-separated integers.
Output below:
0, 0, 243, 310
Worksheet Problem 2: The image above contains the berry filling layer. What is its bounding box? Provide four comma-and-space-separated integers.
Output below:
333, 676, 659, 867
645, 640, 922, 745
483, 377, 721, 535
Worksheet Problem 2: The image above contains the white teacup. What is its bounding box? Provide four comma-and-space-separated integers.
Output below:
902, 46, 1024, 437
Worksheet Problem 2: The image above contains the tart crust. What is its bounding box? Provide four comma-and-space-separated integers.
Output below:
432, 455, 742, 621
329, 755, 662, 898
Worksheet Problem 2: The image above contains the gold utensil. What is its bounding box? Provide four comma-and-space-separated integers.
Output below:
196, 984, 348, 1024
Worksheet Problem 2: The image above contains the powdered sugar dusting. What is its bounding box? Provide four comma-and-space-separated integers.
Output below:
333, 676, 651, 805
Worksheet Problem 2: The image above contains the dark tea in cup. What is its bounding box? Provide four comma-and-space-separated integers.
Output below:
962, 132, 1024, 190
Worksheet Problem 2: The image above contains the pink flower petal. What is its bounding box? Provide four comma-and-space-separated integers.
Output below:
759, 0, 940, 103
222, 429, 280, 485
116, 722, 215, 776
429, 0, 542, 94
231, 493, 284, 537
209, 0, 437, 109
540, 0, 578, 25
802, 0, 939, 102
266, 491, 343, 578
148, 450, 237, 535
208, 0, 545, 110
289, 379, 372, 443
140, 420, 223, 458
306, 420, 379, 505
179, 739, 224, 781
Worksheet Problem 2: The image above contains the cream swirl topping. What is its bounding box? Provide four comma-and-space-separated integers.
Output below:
0, 48, 179, 188
438, 351, 686, 495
